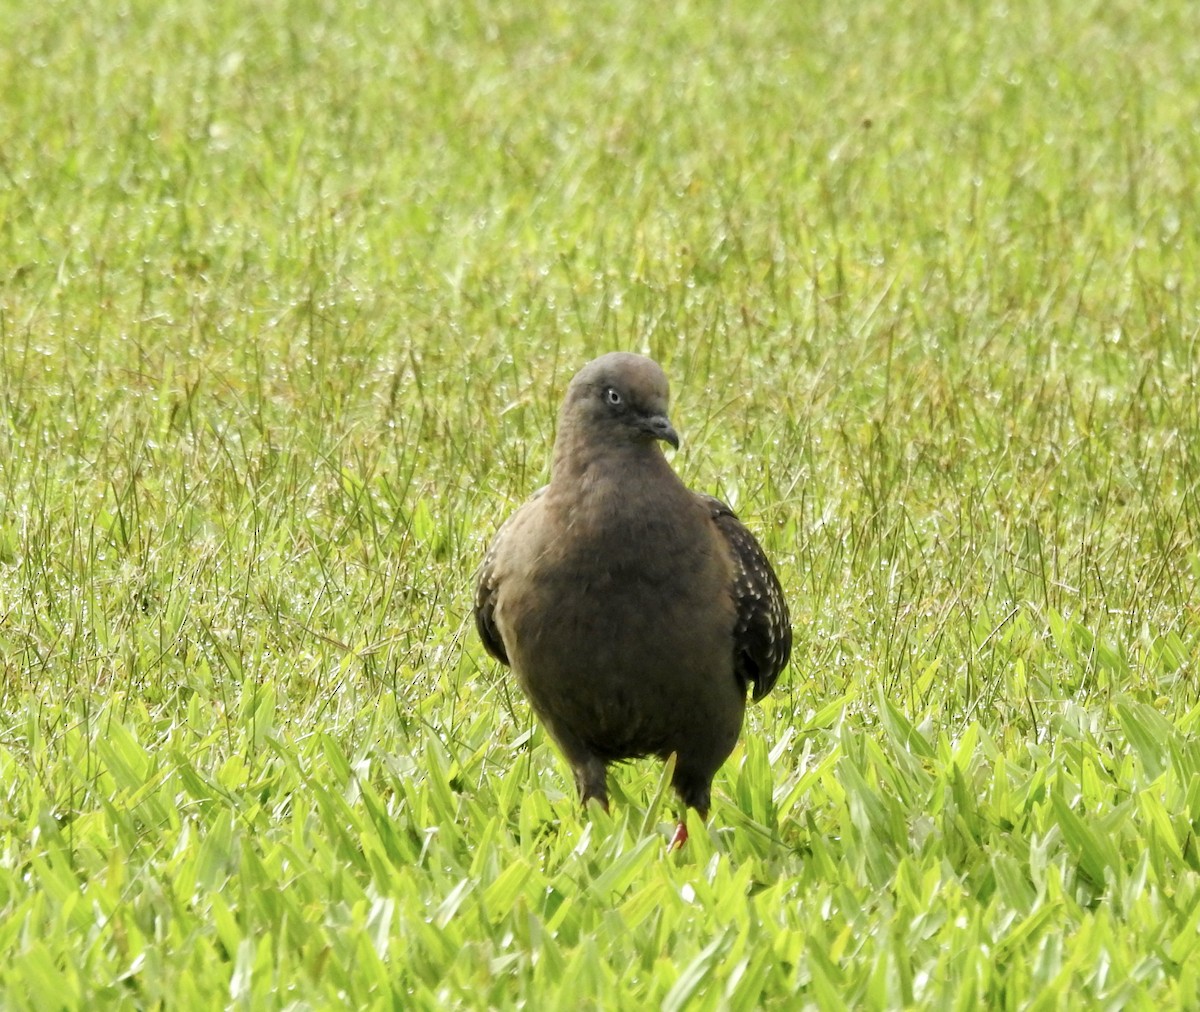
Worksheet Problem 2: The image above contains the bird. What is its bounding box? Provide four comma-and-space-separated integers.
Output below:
474, 352, 791, 847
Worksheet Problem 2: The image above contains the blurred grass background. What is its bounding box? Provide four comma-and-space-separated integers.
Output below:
2, 0, 1199, 1006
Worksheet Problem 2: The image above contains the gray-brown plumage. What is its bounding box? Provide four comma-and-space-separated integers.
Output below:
474, 352, 791, 838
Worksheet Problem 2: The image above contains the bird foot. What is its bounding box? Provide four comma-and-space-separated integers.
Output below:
668, 821, 688, 850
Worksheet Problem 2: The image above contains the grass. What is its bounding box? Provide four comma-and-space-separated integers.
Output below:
2, 0, 1200, 1006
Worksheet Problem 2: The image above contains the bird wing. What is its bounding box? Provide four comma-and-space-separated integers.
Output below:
698, 494, 792, 701
473, 487, 548, 667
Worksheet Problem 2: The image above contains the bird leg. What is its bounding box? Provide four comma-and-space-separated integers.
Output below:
668, 770, 711, 849
572, 755, 609, 813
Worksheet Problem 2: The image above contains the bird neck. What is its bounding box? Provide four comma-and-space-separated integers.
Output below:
549, 438, 675, 495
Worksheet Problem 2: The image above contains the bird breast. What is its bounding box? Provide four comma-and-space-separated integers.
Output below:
493, 486, 741, 757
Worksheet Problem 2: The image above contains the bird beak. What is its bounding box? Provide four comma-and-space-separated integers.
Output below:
644, 414, 680, 449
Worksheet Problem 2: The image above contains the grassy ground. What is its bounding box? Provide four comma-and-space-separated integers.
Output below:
2, 0, 1199, 1006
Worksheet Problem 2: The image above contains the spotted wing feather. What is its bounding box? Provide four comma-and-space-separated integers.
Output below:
473, 540, 510, 666
474, 487, 549, 667
699, 494, 792, 701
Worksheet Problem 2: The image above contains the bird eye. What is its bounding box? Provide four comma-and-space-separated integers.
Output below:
603, 387, 622, 406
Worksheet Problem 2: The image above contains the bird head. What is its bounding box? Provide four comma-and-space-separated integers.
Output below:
560, 352, 681, 452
